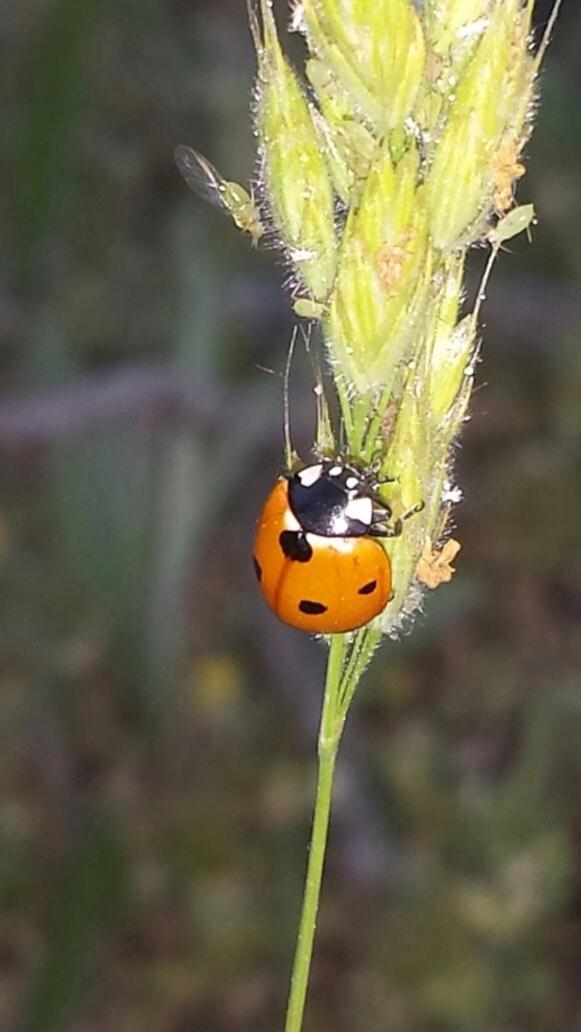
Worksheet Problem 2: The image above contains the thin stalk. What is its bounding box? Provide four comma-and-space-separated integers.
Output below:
338, 628, 367, 703
340, 628, 381, 713
533, 0, 563, 74
283, 633, 347, 1032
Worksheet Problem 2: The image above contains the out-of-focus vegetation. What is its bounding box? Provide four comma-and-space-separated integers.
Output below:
0, 1, 580, 1030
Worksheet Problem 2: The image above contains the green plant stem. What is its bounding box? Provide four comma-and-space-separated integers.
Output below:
340, 628, 380, 711
284, 633, 347, 1032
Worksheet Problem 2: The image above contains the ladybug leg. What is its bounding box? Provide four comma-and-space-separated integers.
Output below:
369, 501, 398, 536
358, 462, 396, 492
368, 491, 394, 515
367, 449, 391, 478
368, 499, 425, 538
366, 447, 399, 485
402, 499, 425, 521
368, 517, 403, 538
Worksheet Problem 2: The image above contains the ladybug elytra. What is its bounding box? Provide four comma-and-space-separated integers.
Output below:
252, 461, 400, 634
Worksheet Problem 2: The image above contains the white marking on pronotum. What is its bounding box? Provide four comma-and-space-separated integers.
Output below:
328, 465, 342, 477
345, 497, 373, 526
283, 509, 302, 532
329, 514, 349, 535
297, 464, 322, 487
345, 476, 359, 490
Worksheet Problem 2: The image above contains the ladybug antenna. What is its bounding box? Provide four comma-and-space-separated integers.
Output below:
283, 326, 298, 472
302, 325, 319, 388
303, 328, 334, 457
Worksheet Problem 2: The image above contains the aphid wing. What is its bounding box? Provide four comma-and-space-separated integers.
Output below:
174, 145, 225, 212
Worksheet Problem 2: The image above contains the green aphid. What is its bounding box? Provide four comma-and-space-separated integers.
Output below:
489, 203, 535, 246
175, 145, 264, 246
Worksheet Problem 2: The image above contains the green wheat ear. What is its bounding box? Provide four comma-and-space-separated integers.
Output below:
240, 5, 559, 1031
247, 0, 551, 636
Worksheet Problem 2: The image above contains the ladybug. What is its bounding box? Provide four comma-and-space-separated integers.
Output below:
252, 460, 401, 634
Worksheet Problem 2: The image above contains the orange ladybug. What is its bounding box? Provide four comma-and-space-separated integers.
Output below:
252, 461, 399, 634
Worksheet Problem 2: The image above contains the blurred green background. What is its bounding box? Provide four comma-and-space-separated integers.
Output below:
1, 2, 580, 1030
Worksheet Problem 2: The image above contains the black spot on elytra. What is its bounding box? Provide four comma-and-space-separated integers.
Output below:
252, 556, 262, 582
358, 580, 377, 595
279, 530, 313, 562
298, 600, 328, 615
